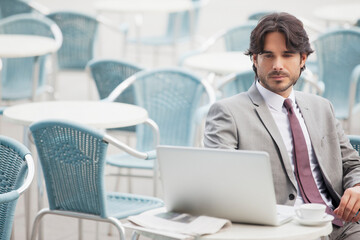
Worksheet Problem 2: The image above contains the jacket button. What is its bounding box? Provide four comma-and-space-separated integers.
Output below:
289, 194, 295, 200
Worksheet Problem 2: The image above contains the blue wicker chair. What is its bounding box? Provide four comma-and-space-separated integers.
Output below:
179, 21, 257, 66
126, 0, 207, 65
46, 11, 128, 97
0, 13, 62, 104
87, 59, 143, 102
0, 0, 47, 19
87, 59, 144, 139
104, 68, 216, 196
348, 135, 360, 153
312, 28, 360, 132
0, 136, 34, 240
29, 120, 163, 240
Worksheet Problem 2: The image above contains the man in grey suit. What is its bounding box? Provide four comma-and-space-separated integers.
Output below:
204, 12, 360, 239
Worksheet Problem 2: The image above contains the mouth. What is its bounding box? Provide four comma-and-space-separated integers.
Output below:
269, 75, 287, 80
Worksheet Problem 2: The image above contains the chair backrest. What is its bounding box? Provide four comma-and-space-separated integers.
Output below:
217, 70, 255, 98
47, 11, 99, 70
30, 120, 110, 218
0, 0, 41, 19
312, 28, 360, 119
87, 59, 143, 100
0, 136, 34, 240
87, 59, 143, 132
165, 0, 203, 40
223, 21, 257, 52
0, 13, 62, 101
348, 135, 360, 154
111, 68, 215, 151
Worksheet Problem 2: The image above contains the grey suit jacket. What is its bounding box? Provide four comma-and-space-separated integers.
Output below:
204, 83, 360, 206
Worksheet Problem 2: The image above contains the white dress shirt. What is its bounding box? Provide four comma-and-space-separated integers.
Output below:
256, 81, 334, 208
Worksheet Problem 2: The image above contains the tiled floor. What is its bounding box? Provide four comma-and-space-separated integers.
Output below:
6, 0, 360, 239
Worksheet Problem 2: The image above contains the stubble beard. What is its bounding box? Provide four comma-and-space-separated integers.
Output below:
258, 71, 298, 95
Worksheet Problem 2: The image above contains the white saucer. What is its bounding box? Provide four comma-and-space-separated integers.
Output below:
295, 214, 334, 226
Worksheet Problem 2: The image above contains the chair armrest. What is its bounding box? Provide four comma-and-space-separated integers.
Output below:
302, 69, 324, 95
103, 75, 137, 102
146, 150, 157, 160
28, 1, 50, 15
17, 154, 35, 195
0, 153, 34, 203
104, 134, 149, 159
216, 73, 237, 90
0, 190, 19, 204
103, 119, 159, 160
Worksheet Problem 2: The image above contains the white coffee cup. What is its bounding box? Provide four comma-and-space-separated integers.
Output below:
295, 203, 326, 220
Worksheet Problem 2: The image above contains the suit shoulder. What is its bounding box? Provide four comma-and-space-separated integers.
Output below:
295, 91, 332, 106
212, 92, 250, 108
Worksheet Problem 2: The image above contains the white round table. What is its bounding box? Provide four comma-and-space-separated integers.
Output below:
201, 220, 332, 240
0, 34, 59, 58
0, 34, 60, 104
94, 0, 205, 62
183, 52, 253, 75
3, 101, 148, 128
313, 4, 360, 26
130, 220, 332, 240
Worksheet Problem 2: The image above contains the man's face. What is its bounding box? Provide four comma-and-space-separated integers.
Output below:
252, 31, 307, 98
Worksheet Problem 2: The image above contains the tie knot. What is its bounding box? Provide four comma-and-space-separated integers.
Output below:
283, 98, 293, 112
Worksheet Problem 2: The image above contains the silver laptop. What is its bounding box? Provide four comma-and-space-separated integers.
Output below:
157, 146, 294, 226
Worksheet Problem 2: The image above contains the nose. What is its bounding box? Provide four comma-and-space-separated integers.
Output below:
273, 57, 284, 71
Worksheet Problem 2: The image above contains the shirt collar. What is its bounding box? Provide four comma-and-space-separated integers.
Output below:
256, 80, 296, 112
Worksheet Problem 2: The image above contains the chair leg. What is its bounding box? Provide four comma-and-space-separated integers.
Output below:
30, 209, 50, 240
107, 217, 126, 240
96, 222, 100, 240
11, 224, 15, 240
78, 219, 83, 240
108, 168, 124, 236
153, 168, 157, 197
131, 231, 140, 240
128, 168, 133, 193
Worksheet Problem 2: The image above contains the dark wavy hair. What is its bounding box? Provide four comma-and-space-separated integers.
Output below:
245, 12, 313, 76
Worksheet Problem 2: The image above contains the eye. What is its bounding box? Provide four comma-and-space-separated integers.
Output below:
263, 54, 273, 59
283, 53, 295, 58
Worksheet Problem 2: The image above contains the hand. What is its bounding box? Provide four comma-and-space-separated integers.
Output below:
334, 186, 360, 222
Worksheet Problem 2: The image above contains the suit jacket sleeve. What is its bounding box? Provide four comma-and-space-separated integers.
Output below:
204, 100, 238, 149
333, 104, 360, 190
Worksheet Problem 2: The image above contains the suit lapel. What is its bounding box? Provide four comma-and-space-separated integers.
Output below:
247, 84, 297, 189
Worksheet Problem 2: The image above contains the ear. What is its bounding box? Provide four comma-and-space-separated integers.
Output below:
300, 53, 307, 68
252, 54, 258, 68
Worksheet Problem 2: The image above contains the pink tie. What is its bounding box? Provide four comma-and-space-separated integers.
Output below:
284, 98, 343, 226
